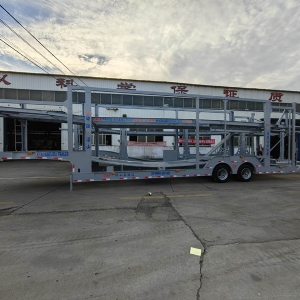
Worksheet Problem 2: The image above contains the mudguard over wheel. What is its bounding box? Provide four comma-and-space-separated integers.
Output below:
212, 164, 230, 183
237, 164, 253, 182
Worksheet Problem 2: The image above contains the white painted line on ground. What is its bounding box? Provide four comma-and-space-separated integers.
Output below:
120, 193, 212, 200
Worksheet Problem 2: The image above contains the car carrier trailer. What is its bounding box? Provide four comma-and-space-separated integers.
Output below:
0, 86, 299, 190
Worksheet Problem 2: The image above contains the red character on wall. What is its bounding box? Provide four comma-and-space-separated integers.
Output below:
171, 85, 188, 94
56, 78, 74, 88
269, 92, 283, 102
117, 82, 136, 90
223, 89, 238, 97
0, 74, 11, 85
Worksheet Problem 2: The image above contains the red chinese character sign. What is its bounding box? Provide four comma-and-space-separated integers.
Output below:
269, 92, 283, 102
56, 78, 74, 89
178, 138, 215, 145
171, 85, 188, 94
223, 89, 238, 97
0, 74, 11, 85
117, 82, 136, 90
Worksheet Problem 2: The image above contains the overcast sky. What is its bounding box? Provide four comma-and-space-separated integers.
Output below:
0, 0, 299, 90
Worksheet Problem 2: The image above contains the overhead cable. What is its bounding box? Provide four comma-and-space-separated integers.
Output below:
0, 4, 88, 87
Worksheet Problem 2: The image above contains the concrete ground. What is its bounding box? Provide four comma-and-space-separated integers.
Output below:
0, 160, 300, 300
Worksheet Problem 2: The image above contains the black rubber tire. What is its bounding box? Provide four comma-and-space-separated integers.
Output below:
237, 164, 253, 182
212, 164, 230, 183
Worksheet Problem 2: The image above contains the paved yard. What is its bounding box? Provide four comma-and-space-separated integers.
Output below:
0, 160, 300, 299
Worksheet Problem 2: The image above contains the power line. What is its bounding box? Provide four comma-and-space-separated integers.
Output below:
0, 33, 53, 74
0, 38, 56, 76
0, 4, 88, 87
0, 4, 108, 110
0, 18, 66, 74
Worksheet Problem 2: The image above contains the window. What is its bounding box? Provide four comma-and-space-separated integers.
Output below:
18, 89, 29, 100
123, 95, 132, 105
101, 94, 111, 104
164, 97, 173, 107
91, 93, 100, 104
72, 92, 78, 103
174, 97, 184, 108
184, 98, 194, 108
133, 95, 143, 106
229, 100, 239, 110
43, 91, 55, 102
55, 91, 67, 102
91, 133, 112, 145
30, 90, 43, 101
129, 128, 163, 143
78, 92, 85, 103
246, 101, 256, 110
211, 99, 222, 109
4, 88, 17, 99
154, 97, 163, 106
144, 96, 154, 106
202, 99, 211, 109
112, 94, 121, 105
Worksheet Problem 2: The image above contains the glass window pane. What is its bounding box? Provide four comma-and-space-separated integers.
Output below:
147, 135, 155, 142
256, 102, 263, 111
164, 97, 173, 107
72, 92, 78, 103
229, 100, 239, 109
43, 91, 55, 101
247, 101, 255, 110
101, 94, 111, 104
123, 95, 132, 105
239, 101, 247, 110
30, 90, 42, 100
91, 93, 100, 104
55, 91, 67, 102
138, 136, 146, 142
297, 104, 300, 113
154, 97, 163, 106
174, 97, 184, 108
144, 96, 153, 106
211, 99, 221, 109
184, 98, 193, 108
78, 92, 85, 103
112, 94, 121, 105
133, 95, 143, 106
0, 88, 3, 98
18, 89, 29, 100
4, 88, 17, 99
202, 99, 211, 109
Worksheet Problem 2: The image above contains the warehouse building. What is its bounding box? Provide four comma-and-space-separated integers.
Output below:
0, 71, 299, 159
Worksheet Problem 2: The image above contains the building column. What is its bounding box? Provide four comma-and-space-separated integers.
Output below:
0, 117, 3, 152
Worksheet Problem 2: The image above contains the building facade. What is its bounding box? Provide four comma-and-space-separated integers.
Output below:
0, 71, 299, 158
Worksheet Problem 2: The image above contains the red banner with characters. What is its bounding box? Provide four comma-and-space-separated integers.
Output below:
178, 138, 215, 145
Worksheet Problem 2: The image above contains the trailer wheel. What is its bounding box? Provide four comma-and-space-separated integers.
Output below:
212, 164, 230, 183
237, 164, 253, 182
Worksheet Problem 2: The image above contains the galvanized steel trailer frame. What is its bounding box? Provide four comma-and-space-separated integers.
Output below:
0, 86, 298, 190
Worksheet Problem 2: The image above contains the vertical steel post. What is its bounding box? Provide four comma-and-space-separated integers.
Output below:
183, 129, 190, 156
223, 99, 228, 155
95, 104, 99, 157
292, 103, 296, 167
263, 101, 271, 168
196, 97, 200, 169
67, 87, 73, 153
